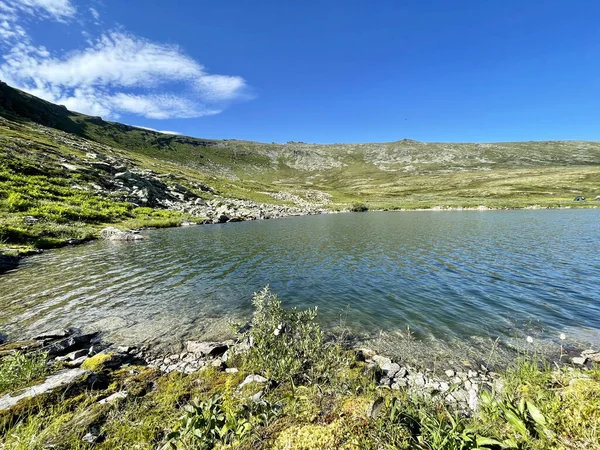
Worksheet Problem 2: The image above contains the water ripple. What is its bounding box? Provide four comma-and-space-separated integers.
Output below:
1, 210, 600, 359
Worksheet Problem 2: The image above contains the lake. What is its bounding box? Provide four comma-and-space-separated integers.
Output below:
1, 210, 599, 366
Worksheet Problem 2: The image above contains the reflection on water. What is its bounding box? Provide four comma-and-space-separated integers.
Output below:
1, 210, 599, 364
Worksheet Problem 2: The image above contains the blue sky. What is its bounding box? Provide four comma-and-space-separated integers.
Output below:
1, 0, 599, 143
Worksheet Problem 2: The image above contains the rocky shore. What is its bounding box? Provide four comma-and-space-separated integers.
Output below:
2, 327, 598, 419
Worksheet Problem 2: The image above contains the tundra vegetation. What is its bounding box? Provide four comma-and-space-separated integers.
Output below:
0, 288, 599, 449
1, 82, 600, 254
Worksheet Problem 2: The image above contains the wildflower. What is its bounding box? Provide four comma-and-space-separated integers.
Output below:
560, 333, 566, 340
526, 336, 534, 344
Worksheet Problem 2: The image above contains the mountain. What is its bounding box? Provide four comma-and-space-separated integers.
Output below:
1, 81, 599, 254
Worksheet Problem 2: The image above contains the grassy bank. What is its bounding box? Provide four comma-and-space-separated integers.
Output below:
1, 288, 598, 449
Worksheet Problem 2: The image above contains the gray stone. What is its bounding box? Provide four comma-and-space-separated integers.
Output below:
373, 355, 401, 377
367, 396, 385, 418
379, 376, 392, 386
0, 369, 88, 411
117, 346, 132, 354
572, 357, 588, 366
34, 329, 71, 341
67, 349, 88, 361
445, 369, 455, 377
451, 389, 469, 403
239, 375, 268, 389
391, 379, 408, 389
211, 359, 225, 369
395, 366, 408, 379
82, 433, 99, 444
99, 391, 128, 405
225, 368, 239, 374
251, 390, 265, 402
100, 227, 146, 241
413, 374, 426, 387
468, 389, 479, 411
47, 333, 99, 357
186, 341, 229, 358
66, 356, 88, 368
581, 351, 600, 362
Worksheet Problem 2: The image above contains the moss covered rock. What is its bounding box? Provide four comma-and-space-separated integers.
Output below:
81, 353, 122, 372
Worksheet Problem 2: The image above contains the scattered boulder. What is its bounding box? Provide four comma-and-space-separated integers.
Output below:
572, 356, 588, 366
186, 341, 229, 358
98, 391, 128, 405
46, 332, 99, 357
239, 375, 268, 389
373, 355, 401, 378
34, 329, 71, 341
100, 227, 147, 241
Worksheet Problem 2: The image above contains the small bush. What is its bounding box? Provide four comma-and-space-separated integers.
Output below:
350, 202, 368, 212
241, 286, 350, 383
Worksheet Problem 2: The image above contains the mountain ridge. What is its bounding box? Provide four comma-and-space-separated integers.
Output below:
1, 81, 599, 255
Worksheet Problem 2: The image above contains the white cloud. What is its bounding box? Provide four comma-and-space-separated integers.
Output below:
1, 0, 76, 21
108, 92, 221, 119
89, 7, 99, 21
132, 126, 181, 135
0, 2, 251, 120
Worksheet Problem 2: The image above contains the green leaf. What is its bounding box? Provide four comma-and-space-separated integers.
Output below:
476, 436, 504, 447
504, 410, 528, 437
526, 400, 547, 427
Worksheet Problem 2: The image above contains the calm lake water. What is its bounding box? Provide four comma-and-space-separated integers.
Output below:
1, 210, 599, 365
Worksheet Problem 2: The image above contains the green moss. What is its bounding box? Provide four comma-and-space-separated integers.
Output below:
81, 353, 116, 372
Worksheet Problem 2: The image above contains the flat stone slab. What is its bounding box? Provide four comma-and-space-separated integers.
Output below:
238, 374, 267, 389
34, 329, 71, 341
0, 368, 89, 411
186, 341, 229, 358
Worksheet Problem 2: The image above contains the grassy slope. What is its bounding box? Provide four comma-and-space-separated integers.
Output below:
1, 81, 599, 253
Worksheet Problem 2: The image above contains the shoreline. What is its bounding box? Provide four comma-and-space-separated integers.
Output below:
1, 298, 599, 448
2, 202, 599, 266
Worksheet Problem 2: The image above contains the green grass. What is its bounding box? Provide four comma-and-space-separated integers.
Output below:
0, 351, 49, 395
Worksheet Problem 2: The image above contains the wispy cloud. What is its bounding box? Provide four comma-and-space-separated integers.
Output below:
133, 125, 181, 135
0, 1, 251, 120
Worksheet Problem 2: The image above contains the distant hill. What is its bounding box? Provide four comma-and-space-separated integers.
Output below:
1, 80, 599, 252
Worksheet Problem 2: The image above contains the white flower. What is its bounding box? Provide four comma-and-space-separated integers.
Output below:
559, 333, 566, 340
526, 336, 534, 344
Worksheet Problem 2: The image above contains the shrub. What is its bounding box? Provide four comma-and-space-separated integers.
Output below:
165, 394, 279, 449
350, 202, 368, 212
241, 286, 350, 383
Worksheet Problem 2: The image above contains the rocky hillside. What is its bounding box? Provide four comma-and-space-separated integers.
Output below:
1, 80, 599, 254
